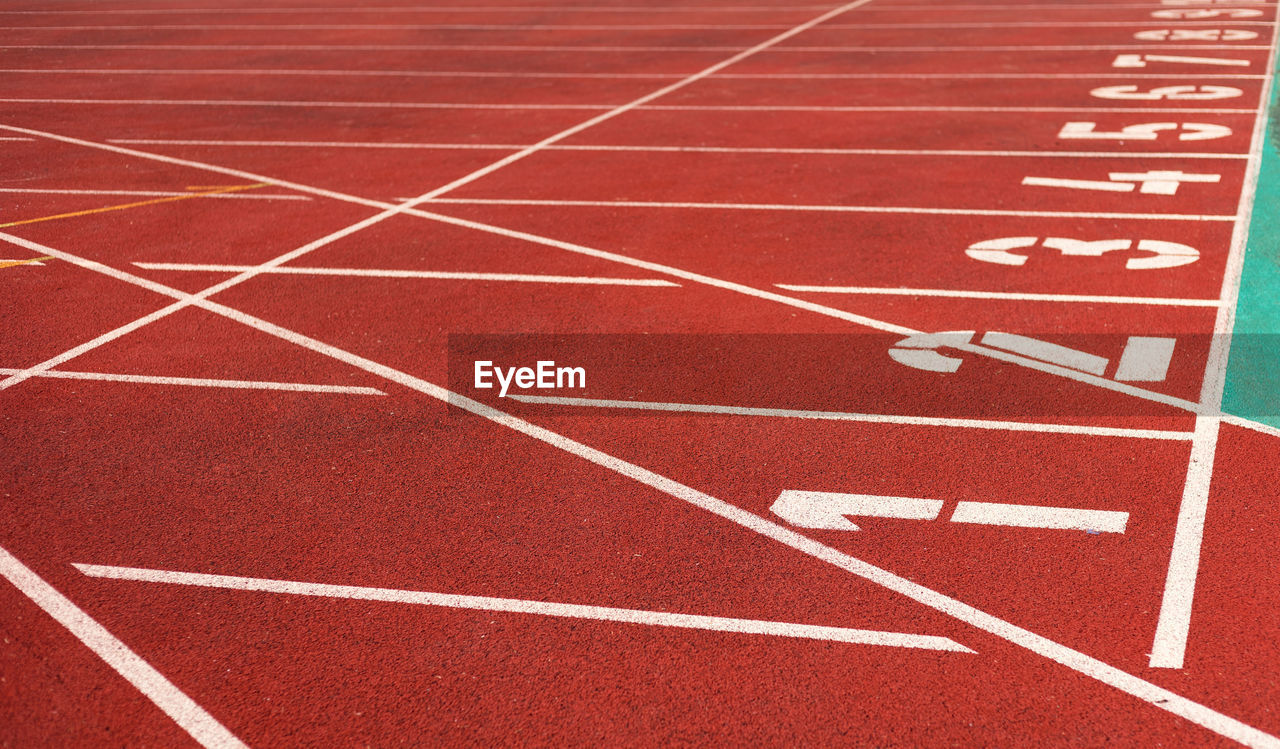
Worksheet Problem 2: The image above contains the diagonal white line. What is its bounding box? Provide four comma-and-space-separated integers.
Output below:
11, 233, 1278, 748
72, 564, 972, 653
0, 546, 246, 748
774, 284, 1222, 306
132, 262, 679, 286
0, 368, 385, 394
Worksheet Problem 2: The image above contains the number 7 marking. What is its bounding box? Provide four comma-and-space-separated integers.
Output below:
1113, 53, 1251, 68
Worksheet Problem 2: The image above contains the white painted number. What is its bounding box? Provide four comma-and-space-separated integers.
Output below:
888, 331, 1176, 382
1091, 84, 1243, 100
1023, 170, 1220, 195
1134, 29, 1258, 41
1152, 8, 1264, 18
965, 237, 1200, 269
1113, 53, 1250, 68
771, 491, 1129, 534
1057, 121, 1233, 141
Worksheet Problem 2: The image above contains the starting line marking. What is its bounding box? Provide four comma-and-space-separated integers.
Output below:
0, 43, 1270, 52
775, 285, 1222, 307
0, 546, 246, 749
0, 368, 386, 395
71, 563, 973, 653
3, 99, 1258, 114
506, 394, 1196, 440
0, 5, 839, 14
771, 491, 1130, 534
109, 140, 1251, 160
0, 187, 308, 201
131, 263, 680, 286
423, 198, 1237, 222
0, 3, 1259, 14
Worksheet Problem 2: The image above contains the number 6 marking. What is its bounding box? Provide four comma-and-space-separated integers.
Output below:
1091, 84, 1243, 100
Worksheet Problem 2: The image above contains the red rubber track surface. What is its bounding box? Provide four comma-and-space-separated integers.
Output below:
2, 0, 1278, 746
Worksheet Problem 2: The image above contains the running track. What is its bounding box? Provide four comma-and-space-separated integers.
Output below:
2, 0, 1280, 746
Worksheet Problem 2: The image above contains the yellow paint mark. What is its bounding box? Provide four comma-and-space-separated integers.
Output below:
0, 255, 53, 270
0, 183, 268, 229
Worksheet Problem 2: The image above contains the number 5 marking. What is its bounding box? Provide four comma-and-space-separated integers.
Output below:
1057, 122, 1233, 141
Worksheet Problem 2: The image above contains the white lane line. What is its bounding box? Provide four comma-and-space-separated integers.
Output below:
1, 3, 1264, 14
425, 198, 1235, 222
0, 136, 34, 140
778, 45, 1272, 51
647, 106, 1259, 112
950, 502, 1130, 534
0, 5, 837, 14
131, 262, 680, 286
2, 99, 1257, 114
108, 140, 1251, 160
3, 68, 1265, 81
0, 546, 246, 749
508, 394, 1195, 440
775, 285, 1222, 306
820, 21, 1277, 27
0, 23, 1270, 36
72, 564, 971, 653
14, 235, 1277, 748
0, 368, 385, 394
0, 43, 1268, 51
0, 124, 1227, 420
1150, 8, 1280, 671
1, 11, 1265, 24
4, 23, 796, 30
866, 3, 1274, 9
0, 187, 309, 201
7, 68, 685, 79
0, 258, 45, 265
0, 44, 737, 52
0, 98, 611, 110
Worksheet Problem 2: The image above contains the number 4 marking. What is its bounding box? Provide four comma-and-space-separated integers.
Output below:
1113, 53, 1250, 68
1134, 29, 1258, 41
1023, 170, 1220, 195
1058, 122, 1233, 141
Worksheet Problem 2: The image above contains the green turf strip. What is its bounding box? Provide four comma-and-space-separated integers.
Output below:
1223, 52, 1280, 429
